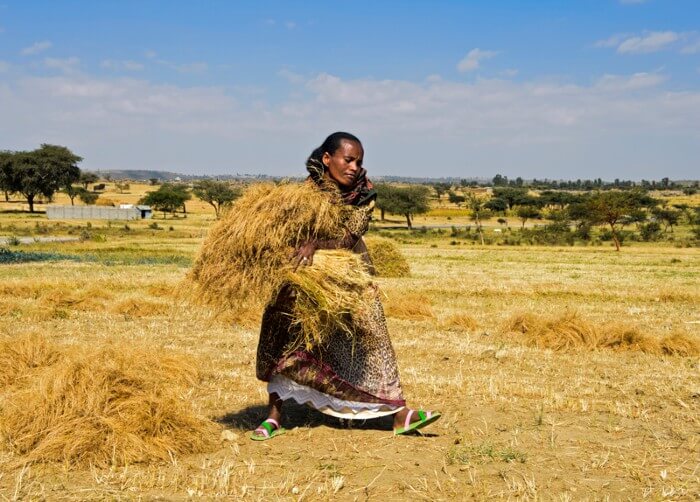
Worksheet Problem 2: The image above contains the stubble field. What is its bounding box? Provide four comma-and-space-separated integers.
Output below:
0, 185, 698, 500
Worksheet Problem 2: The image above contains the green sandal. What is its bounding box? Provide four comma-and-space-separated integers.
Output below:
394, 410, 441, 436
250, 418, 286, 441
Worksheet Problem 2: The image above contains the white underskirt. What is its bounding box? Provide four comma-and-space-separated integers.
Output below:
268, 374, 403, 420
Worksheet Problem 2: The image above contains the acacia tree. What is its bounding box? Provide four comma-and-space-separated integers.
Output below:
139, 183, 191, 218
585, 190, 656, 251
374, 183, 395, 221
5, 145, 82, 212
63, 185, 81, 205
516, 205, 541, 229
467, 194, 492, 245
192, 180, 241, 218
378, 185, 431, 229
0, 151, 15, 201
79, 171, 99, 189
78, 189, 99, 205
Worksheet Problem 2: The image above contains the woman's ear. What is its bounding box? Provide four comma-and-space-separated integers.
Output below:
322, 151, 331, 168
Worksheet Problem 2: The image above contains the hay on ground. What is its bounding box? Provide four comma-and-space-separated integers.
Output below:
0, 333, 63, 387
503, 311, 700, 356
363, 236, 410, 277
441, 313, 479, 332
384, 292, 434, 321
0, 336, 218, 466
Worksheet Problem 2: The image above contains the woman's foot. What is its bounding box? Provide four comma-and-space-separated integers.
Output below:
393, 407, 441, 435
250, 392, 285, 441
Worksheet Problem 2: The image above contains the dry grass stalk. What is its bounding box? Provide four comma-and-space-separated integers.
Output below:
363, 236, 410, 277
0, 337, 218, 466
441, 313, 479, 332
0, 334, 63, 387
284, 250, 374, 349
383, 292, 435, 320
505, 312, 700, 356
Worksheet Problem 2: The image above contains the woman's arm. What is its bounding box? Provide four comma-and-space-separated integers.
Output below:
292, 231, 359, 269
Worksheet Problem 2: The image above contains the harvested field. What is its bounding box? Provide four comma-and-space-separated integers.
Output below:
0, 229, 698, 499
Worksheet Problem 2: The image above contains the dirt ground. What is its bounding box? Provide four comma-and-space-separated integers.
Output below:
1, 240, 698, 500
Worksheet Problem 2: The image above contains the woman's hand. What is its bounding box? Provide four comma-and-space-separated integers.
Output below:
293, 240, 317, 270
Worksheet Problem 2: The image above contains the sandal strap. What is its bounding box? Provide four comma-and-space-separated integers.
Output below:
264, 418, 280, 429
404, 409, 414, 431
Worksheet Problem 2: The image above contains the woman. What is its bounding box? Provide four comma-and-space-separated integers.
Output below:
252, 132, 440, 440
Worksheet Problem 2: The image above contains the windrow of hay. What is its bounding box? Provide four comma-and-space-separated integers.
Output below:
503, 311, 700, 356
189, 181, 347, 315
0, 336, 218, 466
383, 292, 435, 321
441, 313, 479, 332
363, 236, 410, 277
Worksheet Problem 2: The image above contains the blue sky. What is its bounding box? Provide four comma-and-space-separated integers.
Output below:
1, 1, 699, 179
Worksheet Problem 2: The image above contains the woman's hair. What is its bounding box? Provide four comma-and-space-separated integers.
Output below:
308, 132, 362, 167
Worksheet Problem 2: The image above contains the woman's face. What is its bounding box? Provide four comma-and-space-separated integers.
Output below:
323, 140, 364, 188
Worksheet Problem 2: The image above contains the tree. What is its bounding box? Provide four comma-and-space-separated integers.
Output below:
5, 145, 82, 213
376, 185, 430, 229
492, 174, 508, 186
78, 189, 99, 205
114, 181, 130, 194
432, 183, 450, 202
651, 207, 681, 233
192, 180, 242, 218
466, 194, 492, 245
484, 196, 508, 213
0, 151, 16, 202
584, 190, 656, 251
447, 190, 466, 206
139, 183, 191, 218
63, 185, 81, 205
492, 187, 530, 210
374, 183, 396, 221
79, 171, 99, 189
516, 206, 541, 229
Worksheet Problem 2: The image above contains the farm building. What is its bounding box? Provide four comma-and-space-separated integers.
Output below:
46, 205, 152, 220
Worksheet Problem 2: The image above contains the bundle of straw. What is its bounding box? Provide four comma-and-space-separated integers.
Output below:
364, 236, 411, 277
190, 182, 375, 348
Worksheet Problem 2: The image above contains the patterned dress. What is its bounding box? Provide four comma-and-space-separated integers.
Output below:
255, 199, 406, 419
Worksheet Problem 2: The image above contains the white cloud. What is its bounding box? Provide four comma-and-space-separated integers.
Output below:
1, 70, 698, 179
43, 57, 80, 74
144, 50, 157, 59
278, 68, 304, 84
101, 59, 144, 71
617, 31, 680, 54
285, 21, 296, 29
501, 69, 519, 78
0, 60, 9, 72
20, 40, 52, 56
457, 48, 498, 73
594, 33, 631, 48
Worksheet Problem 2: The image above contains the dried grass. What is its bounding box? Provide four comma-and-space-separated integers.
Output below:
383, 292, 435, 320
111, 298, 171, 317
189, 181, 346, 314
504, 312, 700, 356
0, 336, 218, 466
188, 182, 375, 347
364, 236, 410, 277
441, 313, 479, 332
0, 334, 63, 387
284, 251, 373, 349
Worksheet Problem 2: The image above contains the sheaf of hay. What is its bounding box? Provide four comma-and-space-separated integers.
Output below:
188, 181, 375, 347
284, 250, 374, 349
0, 336, 218, 467
363, 236, 410, 277
189, 181, 346, 314
504, 311, 699, 356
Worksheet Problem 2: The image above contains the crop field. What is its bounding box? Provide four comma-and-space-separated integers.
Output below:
0, 184, 699, 500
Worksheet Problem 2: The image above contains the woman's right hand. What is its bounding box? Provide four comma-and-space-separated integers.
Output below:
292, 240, 317, 270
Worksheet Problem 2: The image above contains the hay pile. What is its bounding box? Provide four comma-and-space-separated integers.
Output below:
364, 236, 410, 277
190, 182, 374, 347
0, 335, 217, 466
503, 311, 700, 356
